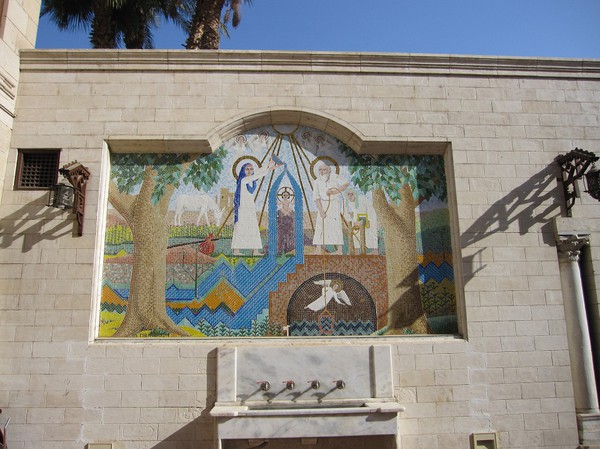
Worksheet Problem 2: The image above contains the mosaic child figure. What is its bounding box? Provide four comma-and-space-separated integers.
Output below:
276, 188, 295, 254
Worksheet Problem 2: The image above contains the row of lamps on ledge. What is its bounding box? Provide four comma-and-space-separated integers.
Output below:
556, 148, 600, 216
44, 149, 598, 235
47, 161, 90, 236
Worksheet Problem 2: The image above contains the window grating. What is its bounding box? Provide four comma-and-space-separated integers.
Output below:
16, 150, 60, 190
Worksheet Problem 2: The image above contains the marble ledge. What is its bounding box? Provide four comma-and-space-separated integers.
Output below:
210, 401, 405, 417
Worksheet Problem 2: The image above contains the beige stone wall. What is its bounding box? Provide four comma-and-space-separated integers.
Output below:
0, 0, 42, 203
2, 50, 600, 449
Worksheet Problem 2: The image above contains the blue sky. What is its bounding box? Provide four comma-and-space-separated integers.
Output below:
36, 0, 600, 58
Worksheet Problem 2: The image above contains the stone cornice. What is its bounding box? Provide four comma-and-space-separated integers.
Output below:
19, 49, 600, 79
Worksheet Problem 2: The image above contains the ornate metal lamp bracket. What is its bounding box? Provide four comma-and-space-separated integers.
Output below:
555, 148, 599, 217
59, 161, 90, 236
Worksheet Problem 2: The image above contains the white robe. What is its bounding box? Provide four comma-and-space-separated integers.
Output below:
347, 195, 379, 250
305, 282, 351, 312
231, 167, 269, 250
312, 173, 346, 246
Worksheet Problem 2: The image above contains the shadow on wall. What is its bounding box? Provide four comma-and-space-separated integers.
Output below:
389, 265, 427, 331
152, 349, 217, 449
0, 200, 75, 252
460, 164, 561, 284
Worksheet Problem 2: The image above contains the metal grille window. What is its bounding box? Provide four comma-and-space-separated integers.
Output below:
15, 150, 60, 190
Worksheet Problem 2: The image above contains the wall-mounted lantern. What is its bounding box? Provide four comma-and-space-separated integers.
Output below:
556, 148, 600, 216
48, 181, 74, 209
47, 161, 90, 236
584, 163, 600, 200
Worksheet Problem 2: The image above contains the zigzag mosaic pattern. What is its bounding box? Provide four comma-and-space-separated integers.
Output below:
290, 320, 375, 336
418, 261, 454, 283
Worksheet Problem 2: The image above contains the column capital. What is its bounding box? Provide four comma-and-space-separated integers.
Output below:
557, 235, 590, 262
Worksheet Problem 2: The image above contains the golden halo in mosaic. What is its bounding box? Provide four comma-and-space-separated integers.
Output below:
277, 186, 295, 200
330, 279, 343, 292
232, 155, 262, 180
309, 156, 340, 180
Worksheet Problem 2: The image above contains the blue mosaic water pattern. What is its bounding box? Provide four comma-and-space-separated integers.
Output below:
165, 285, 196, 301
418, 261, 454, 283
105, 251, 301, 330
113, 287, 131, 299
164, 256, 299, 329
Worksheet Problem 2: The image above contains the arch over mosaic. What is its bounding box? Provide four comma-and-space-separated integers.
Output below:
100, 124, 457, 338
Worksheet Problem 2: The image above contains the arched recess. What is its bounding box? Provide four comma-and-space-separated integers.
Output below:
107, 106, 449, 156
106, 107, 369, 154
207, 106, 449, 156
207, 107, 367, 154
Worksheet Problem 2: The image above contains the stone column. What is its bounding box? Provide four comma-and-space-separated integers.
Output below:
557, 235, 600, 414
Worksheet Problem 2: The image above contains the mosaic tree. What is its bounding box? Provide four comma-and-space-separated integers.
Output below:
108, 149, 226, 337
342, 145, 447, 333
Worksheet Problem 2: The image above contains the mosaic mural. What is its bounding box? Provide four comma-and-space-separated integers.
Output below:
100, 125, 457, 338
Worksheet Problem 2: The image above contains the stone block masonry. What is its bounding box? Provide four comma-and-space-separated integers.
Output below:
1, 50, 600, 449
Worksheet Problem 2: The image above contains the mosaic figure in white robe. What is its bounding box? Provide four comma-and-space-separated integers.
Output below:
345, 188, 379, 254
305, 279, 351, 312
312, 161, 349, 254
231, 159, 276, 256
